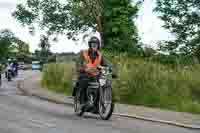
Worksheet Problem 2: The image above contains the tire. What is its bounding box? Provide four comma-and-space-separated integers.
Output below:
8, 77, 11, 81
99, 87, 114, 120
7, 73, 12, 81
74, 90, 84, 116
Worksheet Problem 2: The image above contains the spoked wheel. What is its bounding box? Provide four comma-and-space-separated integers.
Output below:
99, 87, 114, 120
74, 90, 84, 116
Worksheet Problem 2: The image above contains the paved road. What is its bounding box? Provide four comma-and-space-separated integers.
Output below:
0, 71, 199, 133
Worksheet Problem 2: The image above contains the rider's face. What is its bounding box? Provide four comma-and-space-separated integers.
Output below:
90, 42, 98, 51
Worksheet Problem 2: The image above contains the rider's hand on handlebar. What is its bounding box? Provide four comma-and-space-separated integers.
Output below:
85, 67, 99, 74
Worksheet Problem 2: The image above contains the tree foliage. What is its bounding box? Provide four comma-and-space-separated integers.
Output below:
155, 0, 200, 61
39, 35, 51, 58
0, 29, 15, 59
13, 0, 142, 53
13, 0, 102, 40
0, 29, 30, 59
32, 35, 52, 63
11, 38, 30, 58
103, 0, 140, 53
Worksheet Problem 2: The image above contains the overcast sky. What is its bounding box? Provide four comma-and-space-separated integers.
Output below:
0, 0, 172, 53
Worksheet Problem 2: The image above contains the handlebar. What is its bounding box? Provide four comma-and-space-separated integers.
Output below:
76, 65, 117, 78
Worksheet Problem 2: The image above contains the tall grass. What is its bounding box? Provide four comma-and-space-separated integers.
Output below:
41, 58, 200, 114
112, 57, 200, 114
41, 63, 75, 95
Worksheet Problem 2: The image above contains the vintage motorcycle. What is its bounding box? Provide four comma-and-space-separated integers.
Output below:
73, 65, 115, 120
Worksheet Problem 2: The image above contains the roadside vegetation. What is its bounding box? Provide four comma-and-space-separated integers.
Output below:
41, 63, 75, 95
12, 0, 200, 114
41, 54, 200, 114
112, 57, 200, 114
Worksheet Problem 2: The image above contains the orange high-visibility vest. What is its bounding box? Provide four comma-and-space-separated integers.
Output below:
83, 50, 102, 76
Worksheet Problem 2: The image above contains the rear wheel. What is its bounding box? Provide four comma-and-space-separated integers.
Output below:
99, 87, 114, 120
74, 89, 84, 116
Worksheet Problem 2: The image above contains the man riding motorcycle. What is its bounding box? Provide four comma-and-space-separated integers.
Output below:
72, 36, 109, 109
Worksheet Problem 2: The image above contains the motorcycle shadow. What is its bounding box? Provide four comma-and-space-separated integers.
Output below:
80, 113, 114, 122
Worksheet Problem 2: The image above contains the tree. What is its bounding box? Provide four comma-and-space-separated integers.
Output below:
68, 0, 104, 42
13, 0, 102, 40
32, 35, 52, 62
34, 49, 41, 59
13, 0, 142, 53
0, 29, 30, 60
39, 35, 51, 58
12, 38, 30, 58
0, 29, 15, 59
103, 0, 140, 53
154, 0, 200, 61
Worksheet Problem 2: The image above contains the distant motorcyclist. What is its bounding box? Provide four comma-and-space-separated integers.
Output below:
5, 59, 13, 81
12, 59, 19, 76
0, 72, 1, 87
72, 36, 109, 107
5, 59, 11, 77
0, 64, 2, 87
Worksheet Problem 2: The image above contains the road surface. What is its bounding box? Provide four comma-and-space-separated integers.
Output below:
0, 71, 199, 133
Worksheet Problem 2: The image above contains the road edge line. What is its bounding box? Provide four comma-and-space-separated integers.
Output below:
113, 113, 200, 129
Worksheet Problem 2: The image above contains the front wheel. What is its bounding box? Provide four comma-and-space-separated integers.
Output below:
99, 87, 114, 120
74, 89, 84, 116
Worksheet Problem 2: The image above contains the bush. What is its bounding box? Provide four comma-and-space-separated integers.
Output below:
41, 56, 200, 114
146, 54, 199, 67
41, 63, 75, 95
112, 57, 200, 114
